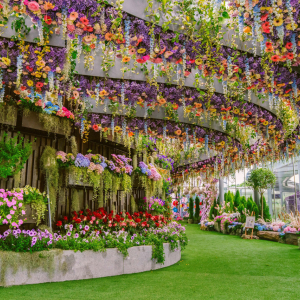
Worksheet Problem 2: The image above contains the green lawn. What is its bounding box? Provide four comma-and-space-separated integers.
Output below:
1, 224, 300, 300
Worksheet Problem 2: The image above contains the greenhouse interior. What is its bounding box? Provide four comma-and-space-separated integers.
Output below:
0, 0, 300, 298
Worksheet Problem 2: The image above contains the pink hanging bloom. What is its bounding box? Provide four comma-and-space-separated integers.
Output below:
27, 1, 40, 11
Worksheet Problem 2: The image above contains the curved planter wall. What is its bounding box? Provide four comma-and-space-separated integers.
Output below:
0, 243, 181, 286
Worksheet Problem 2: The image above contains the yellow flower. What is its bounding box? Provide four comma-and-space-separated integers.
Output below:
286, 23, 298, 31
137, 48, 146, 54
195, 58, 202, 65
273, 18, 283, 27
34, 72, 42, 78
27, 80, 34, 87
233, 108, 239, 114
1, 57, 11, 66
114, 126, 121, 131
263, 121, 269, 126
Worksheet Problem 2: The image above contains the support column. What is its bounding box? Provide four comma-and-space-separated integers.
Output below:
278, 171, 284, 209
253, 165, 260, 206
267, 188, 273, 217
219, 178, 224, 204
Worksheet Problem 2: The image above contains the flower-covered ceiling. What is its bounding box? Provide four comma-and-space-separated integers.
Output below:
0, 0, 299, 182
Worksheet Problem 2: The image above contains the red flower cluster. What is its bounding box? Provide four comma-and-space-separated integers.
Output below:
58, 208, 170, 231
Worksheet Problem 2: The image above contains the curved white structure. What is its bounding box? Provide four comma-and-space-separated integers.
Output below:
0, 243, 181, 286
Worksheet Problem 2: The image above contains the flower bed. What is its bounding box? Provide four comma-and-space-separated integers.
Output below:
0, 210, 187, 286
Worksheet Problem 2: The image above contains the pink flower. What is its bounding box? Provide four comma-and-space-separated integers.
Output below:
67, 24, 75, 32
143, 55, 150, 61
22, 210, 26, 215
2, 219, 8, 224
11, 222, 18, 227
13, 205, 17, 210
19, 203, 23, 207
27, 1, 40, 11
18, 220, 23, 225
6, 214, 12, 220
10, 210, 15, 215
35, 99, 42, 107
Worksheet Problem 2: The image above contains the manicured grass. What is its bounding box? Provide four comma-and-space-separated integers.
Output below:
1, 224, 300, 300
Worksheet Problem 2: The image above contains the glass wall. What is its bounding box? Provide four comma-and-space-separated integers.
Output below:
224, 158, 300, 219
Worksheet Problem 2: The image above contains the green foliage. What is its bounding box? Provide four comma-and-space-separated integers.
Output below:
224, 192, 227, 203
188, 197, 194, 219
163, 196, 172, 218
237, 203, 246, 223
233, 190, 240, 207
261, 196, 271, 221
252, 202, 259, 219
0, 132, 32, 179
40, 146, 59, 220
246, 196, 254, 212
247, 168, 276, 195
247, 168, 275, 219
121, 174, 132, 194
240, 196, 247, 207
195, 196, 200, 220
226, 192, 234, 211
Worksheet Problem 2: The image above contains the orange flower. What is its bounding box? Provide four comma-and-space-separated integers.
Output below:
76, 22, 85, 29
158, 98, 166, 105
243, 26, 251, 33
175, 129, 182, 136
194, 102, 202, 108
128, 132, 134, 137
83, 35, 93, 43
103, 127, 108, 132
43, 66, 51, 72
69, 11, 78, 21
105, 33, 113, 41
122, 56, 131, 63
99, 90, 109, 97
44, 2, 55, 10
265, 47, 273, 53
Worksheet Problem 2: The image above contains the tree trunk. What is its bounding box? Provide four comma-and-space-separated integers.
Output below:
261, 192, 264, 220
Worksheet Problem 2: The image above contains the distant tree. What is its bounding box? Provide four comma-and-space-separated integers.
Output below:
233, 190, 241, 207
247, 168, 276, 219
261, 196, 271, 221
195, 196, 200, 220
188, 197, 194, 219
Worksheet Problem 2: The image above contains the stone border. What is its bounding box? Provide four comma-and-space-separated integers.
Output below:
0, 243, 180, 286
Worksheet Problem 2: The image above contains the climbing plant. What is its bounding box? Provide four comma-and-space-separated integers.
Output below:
0, 132, 32, 179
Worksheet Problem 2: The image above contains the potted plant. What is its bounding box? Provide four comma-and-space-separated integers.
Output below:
15, 186, 48, 225
188, 197, 194, 224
